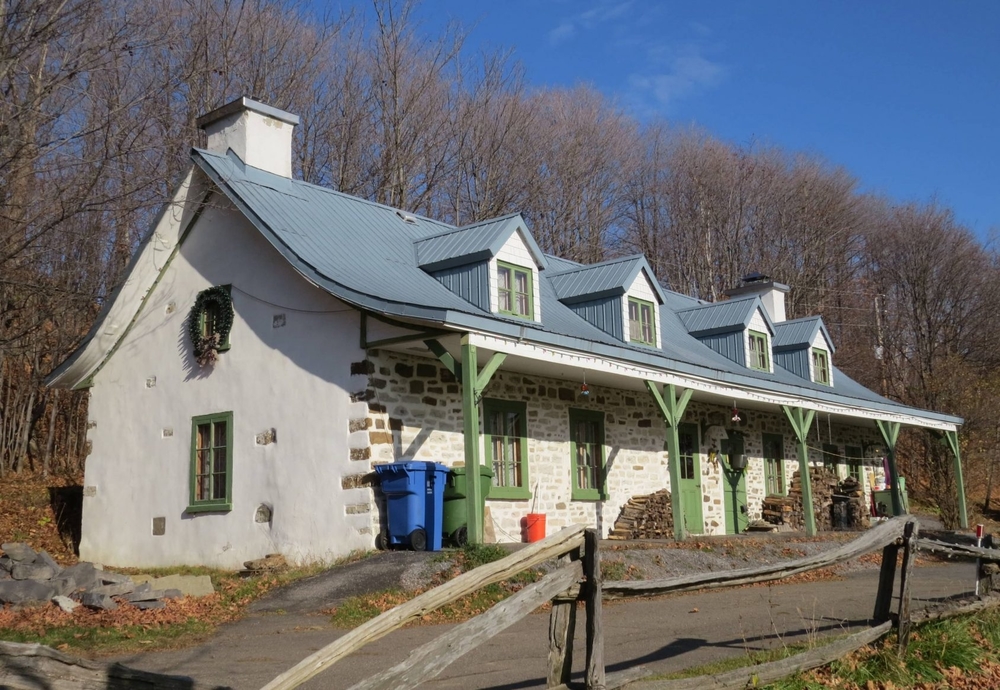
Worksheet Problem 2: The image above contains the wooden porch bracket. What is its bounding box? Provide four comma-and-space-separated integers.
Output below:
944, 429, 969, 529
645, 381, 693, 541
876, 420, 905, 517
782, 405, 817, 537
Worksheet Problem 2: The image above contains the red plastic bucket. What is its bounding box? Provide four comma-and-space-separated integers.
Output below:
524, 513, 546, 543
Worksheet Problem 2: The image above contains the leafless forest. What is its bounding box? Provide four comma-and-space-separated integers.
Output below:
2, 0, 997, 527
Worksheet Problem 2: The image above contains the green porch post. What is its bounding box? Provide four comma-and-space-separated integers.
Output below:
460, 337, 483, 544
645, 381, 693, 541
876, 420, 905, 517
782, 406, 817, 537
426, 336, 506, 545
944, 429, 968, 529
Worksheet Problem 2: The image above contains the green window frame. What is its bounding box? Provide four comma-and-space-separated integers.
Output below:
188, 411, 233, 513
497, 261, 533, 319
748, 330, 770, 371
569, 408, 605, 501
823, 443, 839, 472
193, 285, 233, 352
812, 348, 830, 385
846, 446, 863, 483
483, 398, 530, 499
762, 433, 786, 496
628, 297, 656, 345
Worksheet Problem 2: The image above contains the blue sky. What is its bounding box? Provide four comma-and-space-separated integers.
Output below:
397, 1, 999, 241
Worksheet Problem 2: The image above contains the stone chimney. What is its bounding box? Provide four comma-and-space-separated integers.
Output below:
724, 273, 789, 323
196, 96, 299, 178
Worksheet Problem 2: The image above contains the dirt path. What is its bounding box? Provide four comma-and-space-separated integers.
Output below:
110, 559, 975, 689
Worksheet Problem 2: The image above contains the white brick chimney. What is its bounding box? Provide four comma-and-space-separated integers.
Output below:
196, 96, 299, 178
724, 273, 790, 323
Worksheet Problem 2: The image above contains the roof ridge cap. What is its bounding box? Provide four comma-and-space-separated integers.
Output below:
547, 254, 644, 277
192, 147, 453, 228
413, 213, 521, 244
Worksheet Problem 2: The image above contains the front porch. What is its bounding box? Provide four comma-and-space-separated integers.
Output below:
353, 320, 967, 544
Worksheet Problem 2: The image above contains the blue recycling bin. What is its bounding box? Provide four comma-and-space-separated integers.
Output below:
374, 461, 448, 551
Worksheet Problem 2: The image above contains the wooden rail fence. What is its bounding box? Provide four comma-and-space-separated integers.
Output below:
4, 516, 1000, 690
259, 515, 1000, 690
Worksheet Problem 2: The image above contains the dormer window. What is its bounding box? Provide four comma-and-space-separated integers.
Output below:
628, 298, 656, 346
748, 330, 770, 371
813, 348, 831, 385
498, 261, 533, 319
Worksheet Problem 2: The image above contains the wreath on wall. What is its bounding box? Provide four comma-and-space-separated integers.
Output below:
188, 286, 234, 367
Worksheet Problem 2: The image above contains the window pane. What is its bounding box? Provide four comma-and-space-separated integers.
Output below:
498, 267, 511, 312
641, 304, 654, 343
203, 302, 218, 338
214, 421, 227, 449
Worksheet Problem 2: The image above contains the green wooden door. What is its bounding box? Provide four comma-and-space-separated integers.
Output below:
721, 434, 749, 534
677, 423, 704, 534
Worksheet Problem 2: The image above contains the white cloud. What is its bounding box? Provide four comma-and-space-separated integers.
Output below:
549, 22, 576, 44
548, 1, 633, 45
627, 45, 726, 113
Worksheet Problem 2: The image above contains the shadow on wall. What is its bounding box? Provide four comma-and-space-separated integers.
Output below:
47, 485, 83, 556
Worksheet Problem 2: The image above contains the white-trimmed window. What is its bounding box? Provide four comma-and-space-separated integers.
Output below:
628, 297, 656, 345
748, 330, 770, 371
813, 348, 831, 385
497, 261, 533, 319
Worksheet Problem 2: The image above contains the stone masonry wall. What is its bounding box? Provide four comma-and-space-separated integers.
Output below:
346, 349, 887, 543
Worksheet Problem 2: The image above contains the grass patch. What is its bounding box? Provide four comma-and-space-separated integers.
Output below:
646, 609, 1000, 689
328, 543, 542, 628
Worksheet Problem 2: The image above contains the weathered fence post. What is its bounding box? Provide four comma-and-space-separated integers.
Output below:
978, 534, 995, 597
584, 529, 605, 690
896, 519, 919, 653
548, 547, 580, 687
873, 533, 901, 624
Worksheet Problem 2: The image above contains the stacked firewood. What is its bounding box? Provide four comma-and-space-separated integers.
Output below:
762, 469, 840, 531
609, 489, 674, 539
762, 495, 794, 525
834, 476, 870, 530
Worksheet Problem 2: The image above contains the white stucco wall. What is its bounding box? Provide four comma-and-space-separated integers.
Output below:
81, 198, 370, 568
621, 271, 662, 348
488, 229, 542, 322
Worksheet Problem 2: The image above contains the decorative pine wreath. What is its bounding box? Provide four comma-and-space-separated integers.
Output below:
188, 286, 234, 366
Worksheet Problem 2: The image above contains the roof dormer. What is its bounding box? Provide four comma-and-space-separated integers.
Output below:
773, 316, 836, 385
548, 255, 666, 347
414, 213, 547, 321
678, 296, 776, 372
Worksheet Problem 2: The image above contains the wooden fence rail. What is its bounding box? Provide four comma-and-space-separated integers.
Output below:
261, 525, 586, 690
604, 516, 908, 600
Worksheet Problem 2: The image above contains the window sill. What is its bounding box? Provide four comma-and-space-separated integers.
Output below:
487, 488, 531, 500
186, 502, 232, 514
497, 310, 534, 321
571, 489, 605, 502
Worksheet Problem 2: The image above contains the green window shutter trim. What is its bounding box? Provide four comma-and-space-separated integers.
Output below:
748, 329, 770, 371
496, 260, 534, 320
188, 410, 234, 513
628, 297, 657, 346
483, 398, 531, 500
569, 408, 606, 501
